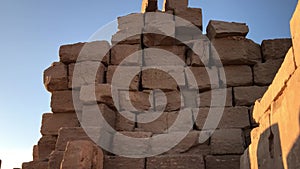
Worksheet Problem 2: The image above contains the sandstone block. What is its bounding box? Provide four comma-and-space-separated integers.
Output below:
211, 37, 262, 65
253, 59, 283, 85
147, 155, 205, 169
111, 28, 142, 45
22, 160, 48, 169
186, 39, 210, 66
68, 61, 105, 89
40, 113, 79, 136
207, 20, 249, 40
118, 13, 144, 30
186, 66, 219, 90
167, 109, 193, 132
240, 149, 250, 169
48, 151, 64, 169
33, 145, 39, 161
182, 89, 199, 108
43, 62, 68, 92
155, 90, 181, 112
198, 88, 232, 107
106, 66, 140, 90
115, 111, 136, 131
234, 86, 268, 106
291, 2, 300, 66
61, 140, 103, 169
141, 0, 158, 13
56, 127, 90, 151
211, 129, 244, 155
51, 90, 82, 113
137, 112, 168, 134
222, 65, 253, 87
175, 8, 203, 30
261, 38, 292, 60
163, 0, 188, 11
37, 135, 57, 160
142, 66, 185, 90
80, 84, 113, 107
59, 42, 84, 64
110, 44, 142, 66
119, 90, 153, 112
193, 107, 250, 130
104, 156, 145, 169
206, 155, 241, 169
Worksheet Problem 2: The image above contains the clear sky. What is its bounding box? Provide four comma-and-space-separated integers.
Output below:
0, 0, 297, 168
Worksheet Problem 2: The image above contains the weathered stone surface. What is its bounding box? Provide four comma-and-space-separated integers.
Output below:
193, 107, 250, 129
104, 156, 145, 169
181, 89, 199, 108
240, 148, 250, 169
163, 0, 188, 11
61, 140, 103, 169
110, 44, 142, 66
51, 90, 82, 113
147, 155, 205, 169
44, 62, 68, 92
106, 66, 140, 90
253, 59, 283, 85
137, 112, 168, 134
115, 111, 136, 131
198, 88, 232, 107
112, 28, 142, 45
80, 84, 113, 107
142, 66, 185, 90
118, 13, 144, 30
186, 66, 219, 90
222, 65, 253, 87
261, 38, 292, 60
186, 39, 210, 66
155, 90, 181, 112
167, 109, 193, 132
22, 160, 48, 169
48, 151, 64, 169
206, 155, 241, 169
207, 20, 249, 40
119, 90, 153, 112
234, 86, 268, 106
37, 135, 57, 160
56, 127, 90, 151
68, 61, 105, 89
59, 42, 84, 64
175, 8, 203, 29
141, 0, 157, 13
33, 145, 39, 161
40, 113, 79, 136
211, 129, 244, 155
211, 37, 262, 65
291, 2, 300, 66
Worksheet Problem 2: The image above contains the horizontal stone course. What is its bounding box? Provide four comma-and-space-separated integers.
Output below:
234, 86, 268, 106
253, 59, 283, 85
261, 38, 292, 60
44, 62, 68, 92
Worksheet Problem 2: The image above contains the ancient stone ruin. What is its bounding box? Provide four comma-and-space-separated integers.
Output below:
20, 0, 299, 168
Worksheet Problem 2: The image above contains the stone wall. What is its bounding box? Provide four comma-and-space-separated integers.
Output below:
240, 1, 300, 169
21, 0, 295, 169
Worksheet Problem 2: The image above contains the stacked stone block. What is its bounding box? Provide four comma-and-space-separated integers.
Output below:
21, 0, 293, 169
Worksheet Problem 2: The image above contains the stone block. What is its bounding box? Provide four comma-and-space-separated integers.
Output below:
112, 28, 142, 45
111, 44, 142, 66
104, 156, 145, 169
22, 160, 48, 169
163, 0, 188, 11
290, 2, 300, 66
142, 66, 185, 90
186, 39, 210, 66
33, 145, 39, 161
68, 61, 105, 89
41, 113, 79, 136
37, 135, 57, 160
119, 90, 153, 112
118, 13, 144, 30
137, 112, 168, 134
59, 42, 84, 64
211, 129, 244, 155
48, 151, 64, 169
206, 155, 241, 169
61, 140, 103, 169
234, 86, 268, 106
206, 20, 249, 40
80, 84, 114, 107
43, 62, 68, 92
175, 8, 203, 30
240, 149, 250, 169
115, 111, 136, 131
198, 88, 232, 107
221, 65, 252, 87
106, 66, 140, 90
211, 37, 262, 65
147, 155, 205, 169
181, 89, 199, 108
141, 0, 158, 13
51, 90, 82, 113
253, 59, 283, 85
56, 127, 90, 151
167, 109, 193, 132
154, 90, 181, 112
185, 66, 219, 90
261, 38, 292, 60
193, 107, 250, 130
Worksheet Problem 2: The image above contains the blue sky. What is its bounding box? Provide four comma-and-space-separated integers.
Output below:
0, 0, 297, 168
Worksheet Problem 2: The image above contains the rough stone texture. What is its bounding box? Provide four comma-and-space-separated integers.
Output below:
167, 109, 193, 132
60, 140, 103, 169
59, 42, 84, 64
118, 13, 144, 31
80, 84, 114, 107
206, 155, 241, 169
48, 151, 64, 169
40, 113, 79, 136
106, 66, 140, 90
22, 161, 48, 169
163, 0, 188, 11
253, 59, 283, 85
207, 20, 249, 40
193, 107, 250, 129
44, 62, 68, 92
222, 65, 253, 87
51, 90, 82, 113
198, 88, 232, 107
115, 111, 136, 131
211, 129, 244, 155
33, 145, 39, 161
186, 66, 219, 90
112, 28, 142, 45
37, 135, 57, 160
234, 86, 268, 106
261, 38, 292, 60
211, 36, 262, 65
147, 155, 205, 169
137, 112, 168, 134
154, 90, 181, 112
141, 0, 157, 13
119, 90, 153, 112
175, 8, 203, 29
142, 66, 185, 90
290, 1, 300, 66
186, 39, 210, 66
104, 156, 145, 169
110, 44, 142, 66
240, 149, 250, 169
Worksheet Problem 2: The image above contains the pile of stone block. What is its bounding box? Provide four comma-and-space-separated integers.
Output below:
21, 0, 293, 169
